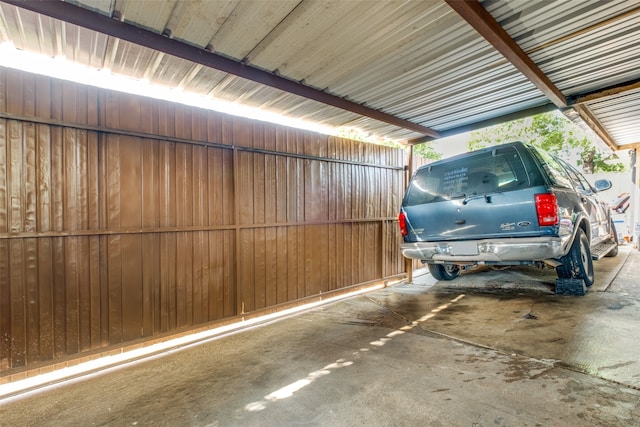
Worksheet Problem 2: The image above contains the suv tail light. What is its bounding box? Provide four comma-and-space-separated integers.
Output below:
535, 193, 559, 226
398, 212, 408, 236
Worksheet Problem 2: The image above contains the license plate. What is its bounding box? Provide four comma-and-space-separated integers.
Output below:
450, 241, 478, 255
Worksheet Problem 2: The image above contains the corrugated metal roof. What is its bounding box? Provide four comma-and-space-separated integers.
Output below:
486, 0, 640, 149
0, 0, 638, 148
517, 4, 640, 95
587, 89, 640, 147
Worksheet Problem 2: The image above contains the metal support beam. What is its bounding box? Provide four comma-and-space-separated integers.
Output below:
404, 145, 414, 284
408, 102, 557, 145
629, 149, 638, 250
619, 142, 640, 151
3, 0, 440, 139
570, 105, 618, 152
446, 0, 567, 108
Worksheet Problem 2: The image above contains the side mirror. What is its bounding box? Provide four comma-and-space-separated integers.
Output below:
594, 179, 612, 192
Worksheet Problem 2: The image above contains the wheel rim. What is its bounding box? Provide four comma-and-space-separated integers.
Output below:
580, 239, 589, 266
580, 235, 594, 282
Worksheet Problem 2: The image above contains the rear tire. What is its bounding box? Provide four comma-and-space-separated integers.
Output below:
428, 263, 460, 281
556, 228, 594, 287
605, 218, 619, 257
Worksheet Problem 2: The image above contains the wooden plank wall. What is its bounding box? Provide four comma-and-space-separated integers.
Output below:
0, 68, 407, 374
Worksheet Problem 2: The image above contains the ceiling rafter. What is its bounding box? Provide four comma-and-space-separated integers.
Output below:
408, 102, 557, 145
563, 79, 640, 152
571, 104, 618, 152
446, 0, 567, 108
2, 0, 440, 139
619, 142, 640, 151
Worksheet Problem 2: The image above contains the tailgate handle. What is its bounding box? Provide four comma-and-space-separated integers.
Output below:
455, 219, 466, 224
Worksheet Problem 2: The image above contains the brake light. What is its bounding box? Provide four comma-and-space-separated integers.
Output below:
398, 212, 408, 236
535, 193, 559, 226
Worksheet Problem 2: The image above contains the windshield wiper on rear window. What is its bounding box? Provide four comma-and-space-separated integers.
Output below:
463, 193, 493, 205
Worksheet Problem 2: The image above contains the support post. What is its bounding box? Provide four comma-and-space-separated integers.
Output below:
630, 149, 639, 249
405, 145, 414, 283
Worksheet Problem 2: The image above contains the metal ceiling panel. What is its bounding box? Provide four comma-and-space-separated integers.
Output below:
68, 0, 112, 16
233, 0, 548, 134
486, 0, 637, 51
0, 4, 110, 68
530, 13, 640, 96
209, 0, 300, 61
149, 54, 205, 87
586, 89, 640, 147
1, 0, 639, 148
482, 0, 640, 147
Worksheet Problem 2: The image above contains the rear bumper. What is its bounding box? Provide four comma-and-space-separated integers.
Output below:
400, 237, 565, 264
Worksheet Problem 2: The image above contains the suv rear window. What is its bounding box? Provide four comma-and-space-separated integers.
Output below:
404, 146, 530, 206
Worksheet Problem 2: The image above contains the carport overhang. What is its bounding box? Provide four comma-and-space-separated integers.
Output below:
1, 0, 640, 389
1, 0, 639, 151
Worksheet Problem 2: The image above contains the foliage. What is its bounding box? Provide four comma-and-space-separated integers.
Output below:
578, 143, 626, 173
413, 142, 442, 161
468, 111, 626, 173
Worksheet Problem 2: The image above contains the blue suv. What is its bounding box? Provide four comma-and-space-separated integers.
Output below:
399, 141, 618, 290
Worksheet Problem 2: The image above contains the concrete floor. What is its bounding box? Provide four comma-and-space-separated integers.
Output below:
1, 246, 639, 426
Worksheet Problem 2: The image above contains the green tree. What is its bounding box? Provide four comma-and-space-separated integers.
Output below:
469, 111, 625, 173
413, 143, 442, 161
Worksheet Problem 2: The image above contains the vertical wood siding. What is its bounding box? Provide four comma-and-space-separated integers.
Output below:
0, 67, 407, 374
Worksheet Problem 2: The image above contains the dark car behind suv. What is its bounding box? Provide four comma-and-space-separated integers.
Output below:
399, 141, 618, 291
